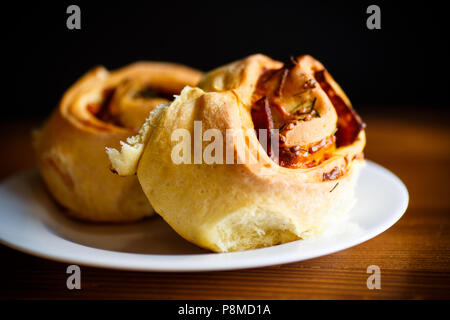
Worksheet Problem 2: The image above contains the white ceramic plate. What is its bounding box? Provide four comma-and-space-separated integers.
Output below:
0, 161, 408, 272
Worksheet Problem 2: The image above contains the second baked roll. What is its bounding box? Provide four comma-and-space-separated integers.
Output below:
34, 62, 202, 222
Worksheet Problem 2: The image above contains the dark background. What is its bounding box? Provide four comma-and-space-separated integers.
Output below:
8, 1, 449, 119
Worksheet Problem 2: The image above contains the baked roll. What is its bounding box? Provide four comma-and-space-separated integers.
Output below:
34, 62, 202, 222
108, 54, 365, 250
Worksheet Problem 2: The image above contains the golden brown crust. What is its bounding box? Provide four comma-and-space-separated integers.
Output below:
34, 62, 202, 222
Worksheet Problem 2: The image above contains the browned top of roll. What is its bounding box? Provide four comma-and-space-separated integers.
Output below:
60, 62, 203, 134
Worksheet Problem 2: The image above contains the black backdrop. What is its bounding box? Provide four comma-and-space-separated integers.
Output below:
9, 1, 449, 119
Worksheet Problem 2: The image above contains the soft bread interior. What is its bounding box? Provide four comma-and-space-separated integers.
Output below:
214, 209, 300, 252
106, 103, 169, 176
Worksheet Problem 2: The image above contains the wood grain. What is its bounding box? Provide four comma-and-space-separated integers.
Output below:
1, 112, 449, 299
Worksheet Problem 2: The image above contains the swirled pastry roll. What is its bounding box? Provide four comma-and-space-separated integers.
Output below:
108, 54, 365, 250
34, 62, 202, 222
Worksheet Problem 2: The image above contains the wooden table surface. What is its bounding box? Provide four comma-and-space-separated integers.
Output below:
1, 111, 449, 299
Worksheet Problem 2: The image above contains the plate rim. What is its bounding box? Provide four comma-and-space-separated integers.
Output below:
0, 160, 409, 272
